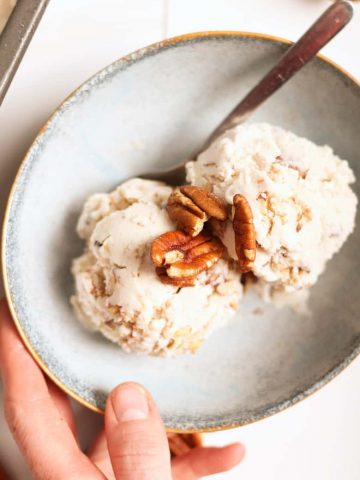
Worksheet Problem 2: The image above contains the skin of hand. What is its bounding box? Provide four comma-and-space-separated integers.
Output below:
0, 299, 245, 479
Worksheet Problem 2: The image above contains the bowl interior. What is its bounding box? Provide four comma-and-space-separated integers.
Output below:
3, 33, 360, 431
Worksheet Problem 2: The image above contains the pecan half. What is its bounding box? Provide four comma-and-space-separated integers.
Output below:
180, 186, 228, 220
151, 230, 225, 285
167, 186, 227, 236
208, 217, 227, 238
168, 433, 203, 458
233, 194, 256, 273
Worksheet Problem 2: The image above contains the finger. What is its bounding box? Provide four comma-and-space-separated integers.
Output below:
46, 379, 77, 437
105, 382, 171, 480
0, 299, 105, 479
88, 429, 115, 479
171, 443, 245, 479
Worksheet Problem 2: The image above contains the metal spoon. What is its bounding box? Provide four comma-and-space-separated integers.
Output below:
143, 0, 353, 185
0, 0, 49, 106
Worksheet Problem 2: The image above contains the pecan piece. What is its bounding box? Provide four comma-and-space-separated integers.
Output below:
151, 230, 204, 267
168, 433, 202, 458
208, 217, 227, 238
167, 189, 206, 237
167, 186, 227, 236
180, 186, 228, 220
155, 267, 197, 287
151, 230, 225, 285
233, 194, 256, 273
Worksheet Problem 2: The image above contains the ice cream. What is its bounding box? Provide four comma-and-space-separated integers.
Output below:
186, 123, 357, 295
72, 178, 242, 356
72, 123, 357, 354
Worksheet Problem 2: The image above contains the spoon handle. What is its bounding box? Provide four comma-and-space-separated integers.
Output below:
207, 1, 353, 144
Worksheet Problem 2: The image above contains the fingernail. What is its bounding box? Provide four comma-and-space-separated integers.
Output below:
111, 384, 149, 422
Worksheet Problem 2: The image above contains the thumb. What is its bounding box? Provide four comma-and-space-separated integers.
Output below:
105, 382, 172, 480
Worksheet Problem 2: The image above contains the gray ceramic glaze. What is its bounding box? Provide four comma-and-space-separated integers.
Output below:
2, 33, 360, 432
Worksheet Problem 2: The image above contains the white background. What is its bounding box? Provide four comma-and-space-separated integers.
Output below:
0, 1, 359, 478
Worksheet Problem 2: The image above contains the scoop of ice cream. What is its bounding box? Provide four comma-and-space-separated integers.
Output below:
72, 178, 242, 356
186, 123, 357, 293
77, 177, 173, 240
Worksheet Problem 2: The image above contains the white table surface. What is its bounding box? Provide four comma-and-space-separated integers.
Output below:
0, 1, 359, 478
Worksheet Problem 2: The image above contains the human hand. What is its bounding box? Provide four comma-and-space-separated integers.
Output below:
0, 299, 245, 479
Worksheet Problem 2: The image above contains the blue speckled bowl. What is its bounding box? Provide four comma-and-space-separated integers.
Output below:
2, 32, 360, 432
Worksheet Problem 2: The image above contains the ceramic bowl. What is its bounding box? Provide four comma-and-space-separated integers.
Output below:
2, 32, 360, 432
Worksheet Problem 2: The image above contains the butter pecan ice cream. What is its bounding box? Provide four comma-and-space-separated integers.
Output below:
186, 123, 357, 295
71, 178, 242, 356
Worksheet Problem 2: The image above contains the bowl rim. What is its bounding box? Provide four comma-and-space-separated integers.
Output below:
2, 30, 360, 433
